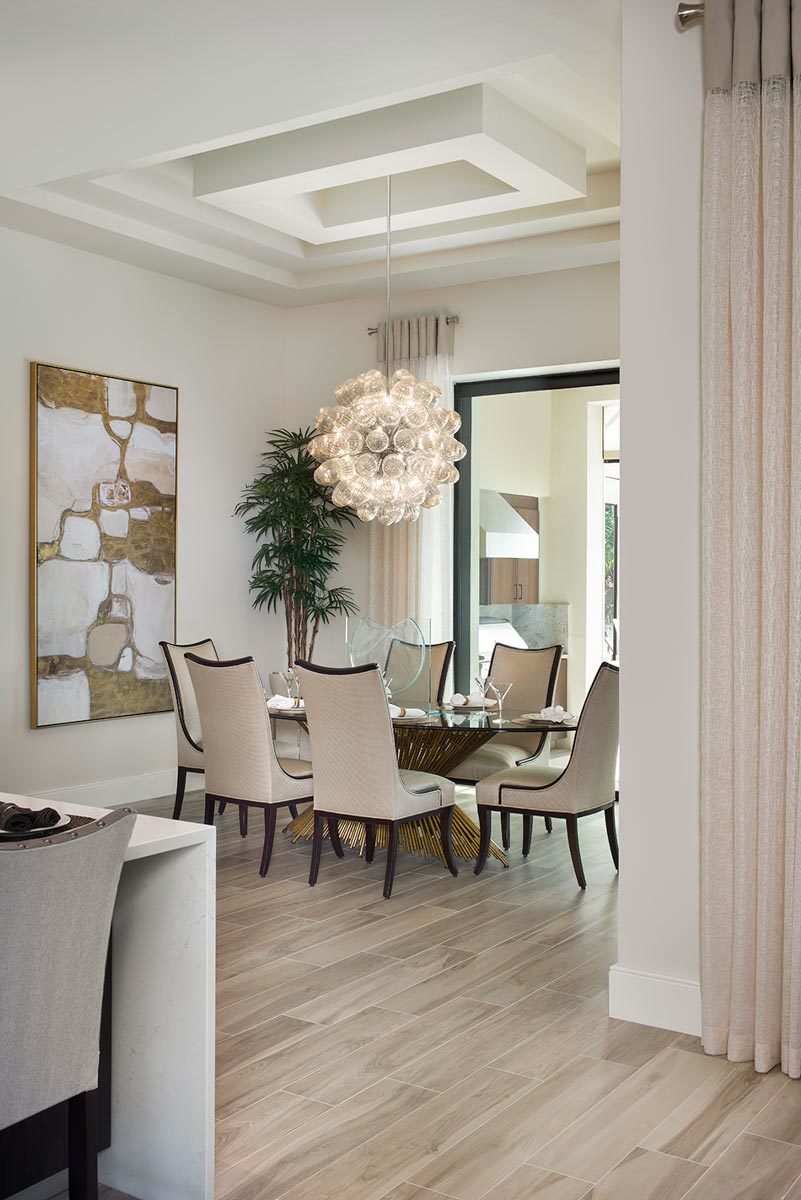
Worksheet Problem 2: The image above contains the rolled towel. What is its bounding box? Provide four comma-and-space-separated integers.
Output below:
539, 705, 574, 723
266, 695, 305, 710
0, 802, 61, 833
389, 703, 426, 719
449, 692, 496, 708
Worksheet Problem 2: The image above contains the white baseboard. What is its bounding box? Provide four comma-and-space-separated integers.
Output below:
32, 768, 204, 809
608, 963, 702, 1035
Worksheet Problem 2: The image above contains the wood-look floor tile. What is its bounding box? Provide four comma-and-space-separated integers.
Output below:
680, 1133, 801, 1199
376, 900, 519, 958
586, 1147, 705, 1199
378, 1187, 448, 1200
480, 1164, 591, 1200
286, 944, 474, 1026
216, 956, 317, 1010
216, 1014, 315, 1076
381, 939, 546, 1016
216, 1078, 434, 1200
465, 930, 616, 1010
275, 1069, 535, 1200
295, 905, 454, 966
218, 908, 385, 978
541, 952, 613, 1001
410, 1056, 631, 1200
747, 1078, 801, 1144
393, 987, 583, 1092
641, 1059, 785, 1164
531, 1047, 724, 1183
488, 997, 611, 1079
288, 997, 498, 1105
216, 1089, 330, 1169
216, 1005, 412, 1119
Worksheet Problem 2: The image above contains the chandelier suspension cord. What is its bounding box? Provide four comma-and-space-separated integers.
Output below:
385, 174, 392, 384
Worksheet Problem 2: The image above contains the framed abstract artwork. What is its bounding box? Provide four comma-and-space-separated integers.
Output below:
30, 363, 178, 727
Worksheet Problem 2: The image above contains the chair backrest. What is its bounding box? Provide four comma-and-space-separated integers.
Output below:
296, 661, 400, 820
185, 655, 279, 803
0, 808, 135, 1130
385, 639, 455, 708
160, 639, 218, 760
564, 662, 619, 810
487, 643, 562, 755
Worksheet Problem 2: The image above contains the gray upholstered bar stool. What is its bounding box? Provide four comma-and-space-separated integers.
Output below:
186, 654, 313, 877
474, 662, 619, 888
160, 638, 218, 821
296, 660, 458, 900
452, 643, 562, 849
0, 808, 135, 1199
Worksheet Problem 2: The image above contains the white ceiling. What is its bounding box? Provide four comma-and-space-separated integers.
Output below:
0, 0, 621, 306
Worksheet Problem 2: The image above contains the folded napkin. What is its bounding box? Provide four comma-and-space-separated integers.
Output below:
389, 703, 426, 719
266, 694, 305, 710
0, 802, 61, 834
449, 692, 496, 708
538, 705, 574, 723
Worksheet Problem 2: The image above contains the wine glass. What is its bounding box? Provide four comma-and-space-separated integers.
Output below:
487, 679, 513, 727
280, 668, 299, 700
473, 675, 491, 714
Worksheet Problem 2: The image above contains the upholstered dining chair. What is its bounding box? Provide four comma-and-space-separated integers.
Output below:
474, 662, 619, 888
160, 638, 218, 821
0, 808, 135, 1199
385, 639, 455, 708
186, 654, 312, 877
296, 660, 458, 899
452, 643, 562, 849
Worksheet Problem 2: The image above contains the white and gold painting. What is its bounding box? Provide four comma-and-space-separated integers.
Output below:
31, 364, 177, 727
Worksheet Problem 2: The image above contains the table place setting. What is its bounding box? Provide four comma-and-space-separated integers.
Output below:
0, 800, 65, 839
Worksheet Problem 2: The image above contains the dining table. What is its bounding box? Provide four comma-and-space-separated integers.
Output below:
274, 705, 578, 867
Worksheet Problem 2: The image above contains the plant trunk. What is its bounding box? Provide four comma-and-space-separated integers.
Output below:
308, 615, 321, 661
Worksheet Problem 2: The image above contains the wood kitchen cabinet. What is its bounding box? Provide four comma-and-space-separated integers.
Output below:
481, 556, 539, 604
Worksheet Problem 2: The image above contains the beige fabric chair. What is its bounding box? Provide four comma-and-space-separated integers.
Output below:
385, 639, 455, 708
0, 808, 135, 1197
160, 638, 218, 820
296, 660, 458, 899
475, 662, 619, 888
186, 654, 314, 877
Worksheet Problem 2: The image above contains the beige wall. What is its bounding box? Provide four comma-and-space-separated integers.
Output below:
476, 391, 552, 496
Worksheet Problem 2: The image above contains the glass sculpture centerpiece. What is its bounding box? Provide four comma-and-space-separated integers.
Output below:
308, 367, 465, 525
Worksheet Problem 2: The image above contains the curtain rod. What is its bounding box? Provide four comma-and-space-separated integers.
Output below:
677, 2, 704, 28
367, 315, 460, 335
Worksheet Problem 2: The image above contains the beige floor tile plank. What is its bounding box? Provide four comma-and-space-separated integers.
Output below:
216, 1078, 434, 1200
216, 1005, 413, 1119
216, 1089, 330, 1170
586, 1147, 705, 1199
680, 1133, 801, 1199
489, 997, 611, 1079
287, 997, 497, 1105
295, 905, 455, 966
286, 944, 474, 1026
541, 953, 613, 1001
672, 1034, 706, 1055
218, 907, 387, 978
410, 1056, 632, 1200
642, 1059, 786, 1164
376, 900, 521, 958
379, 1187, 451, 1200
393, 988, 584, 1092
215, 956, 317, 1010
381, 939, 547, 1017
216, 1014, 316, 1076
747, 1078, 801, 1143
531, 1047, 726, 1183
274, 1069, 536, 1200
218, 952, 392, 1036
464, 930, 616, 1010
480, 1164, 592, 1200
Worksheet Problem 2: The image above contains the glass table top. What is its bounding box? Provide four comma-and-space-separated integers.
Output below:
272, 705, 577, 733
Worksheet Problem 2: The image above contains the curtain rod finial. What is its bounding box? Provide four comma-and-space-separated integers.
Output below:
677, 3, 704, 30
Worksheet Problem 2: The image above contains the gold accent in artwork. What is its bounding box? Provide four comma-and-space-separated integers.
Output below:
30, 363, 178, 727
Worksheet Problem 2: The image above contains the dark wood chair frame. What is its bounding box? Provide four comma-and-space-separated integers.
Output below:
451, 642, 563, 850
160, 638, 218, 823
309, 804, 458, 900
475, 785, 618, 889
204, 791, 312, 877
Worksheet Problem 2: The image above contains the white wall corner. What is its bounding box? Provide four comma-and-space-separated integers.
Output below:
32, 768, 204, 810
608, 963, 702, 1037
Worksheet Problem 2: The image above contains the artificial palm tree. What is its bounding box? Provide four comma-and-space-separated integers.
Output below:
236, 427, 358, 666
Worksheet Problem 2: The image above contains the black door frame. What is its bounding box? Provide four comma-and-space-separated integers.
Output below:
452, 367, 620, 691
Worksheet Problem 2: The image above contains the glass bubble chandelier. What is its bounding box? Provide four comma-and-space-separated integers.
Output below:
308, 178, 466, 525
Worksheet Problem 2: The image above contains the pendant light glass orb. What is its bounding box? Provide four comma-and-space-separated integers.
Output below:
310, 368, 465, 524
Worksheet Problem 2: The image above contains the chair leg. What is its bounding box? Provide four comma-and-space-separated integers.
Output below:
522, 814, 533, 857
172, 767, 187, 820
309, 810, 324, 887
68, 1089, 97, 1200
474, 805, 493, 875
239, 803, 249, 838
259, 806, 277, 877
383, 822, 399, 899
203, 794, 215, 825
566, 815, 586, 889
439, 806, 458, 877
218, 799, 227, 815
605, 804, 619, 870
365, 821, 376, 863
500, 810, 511, 851
328, 817, 345, 858
289, 802, 299, 819
544, 816, 553, 833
